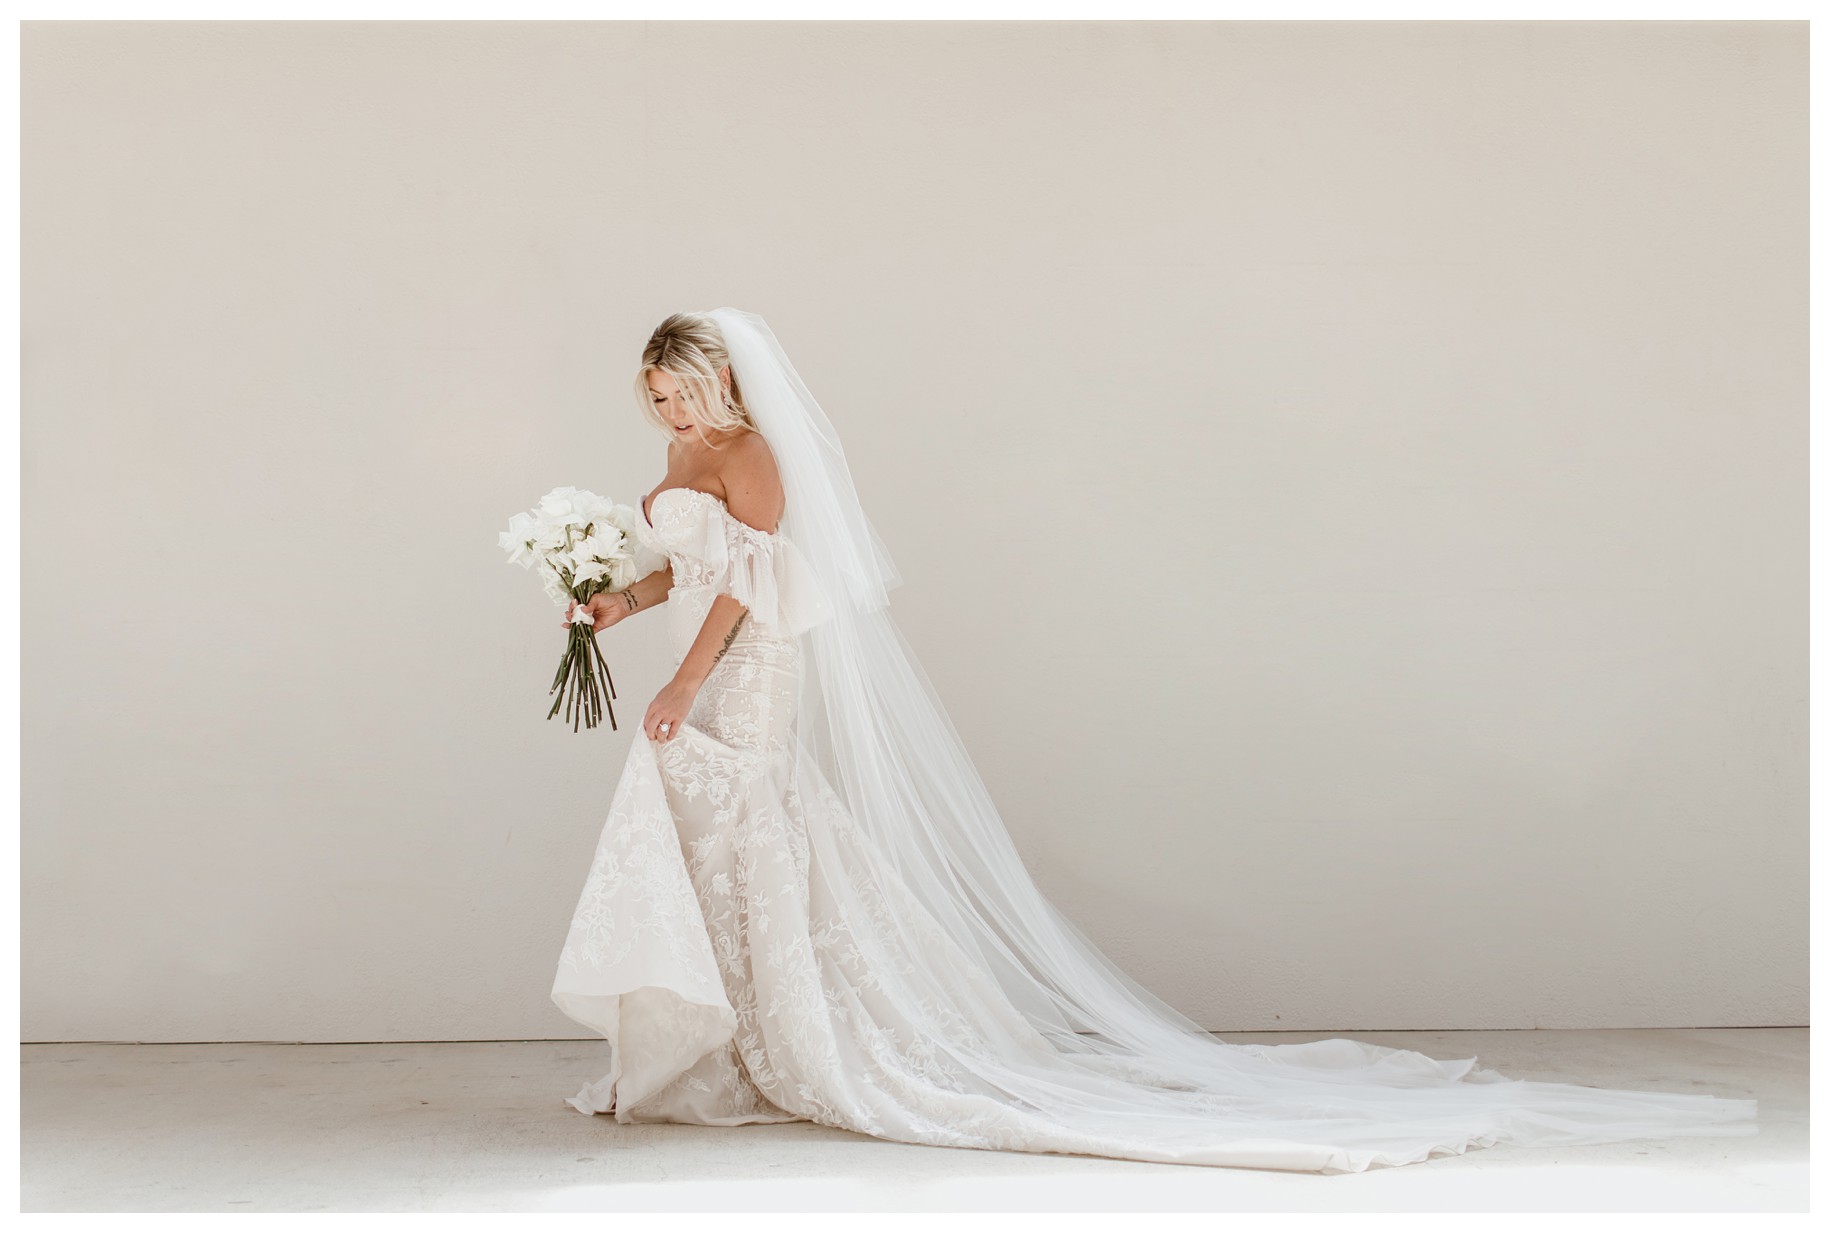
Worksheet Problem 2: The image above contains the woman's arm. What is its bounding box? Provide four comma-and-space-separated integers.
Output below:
671, 591, 751, 692
642, 591, 749, 741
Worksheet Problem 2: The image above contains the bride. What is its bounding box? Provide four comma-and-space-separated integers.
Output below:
548, 307, 1759, 1173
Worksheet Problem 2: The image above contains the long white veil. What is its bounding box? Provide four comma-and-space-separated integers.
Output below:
712, 306, 1192, 1048
701, 306, 1759, 1162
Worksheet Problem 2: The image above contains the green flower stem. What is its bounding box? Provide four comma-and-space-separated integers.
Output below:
590, 632, 618, 730
591, 630, 617, 731
563, 629, 583, 724
576, 627, 596, 731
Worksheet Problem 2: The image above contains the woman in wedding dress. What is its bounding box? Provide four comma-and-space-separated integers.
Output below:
549, 307, 1759, 1173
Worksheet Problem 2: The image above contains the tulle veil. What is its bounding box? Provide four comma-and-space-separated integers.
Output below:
691, 306, 1757, 1170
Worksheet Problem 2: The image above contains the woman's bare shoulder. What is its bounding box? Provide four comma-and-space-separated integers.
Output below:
720, 429, 785, 532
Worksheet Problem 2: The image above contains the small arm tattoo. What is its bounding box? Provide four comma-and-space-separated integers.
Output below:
621, 589, 639, 613
710, 611, 748, 666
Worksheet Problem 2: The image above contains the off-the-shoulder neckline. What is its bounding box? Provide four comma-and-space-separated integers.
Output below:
644, 485, 782, 538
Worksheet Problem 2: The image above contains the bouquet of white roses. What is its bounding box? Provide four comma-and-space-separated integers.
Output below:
499, 485, 649, 732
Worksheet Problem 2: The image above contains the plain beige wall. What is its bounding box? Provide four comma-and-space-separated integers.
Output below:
22, 21, 1805, 1042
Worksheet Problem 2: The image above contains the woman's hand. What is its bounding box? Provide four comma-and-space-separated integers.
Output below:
643, 675, 701, 743
562, 591, 634, 633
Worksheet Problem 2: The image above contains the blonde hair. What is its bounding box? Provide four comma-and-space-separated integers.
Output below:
633, 312, 755, 449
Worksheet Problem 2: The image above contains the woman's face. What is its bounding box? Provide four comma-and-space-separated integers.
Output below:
646, 367, 730, 440
646, 369, 699, 437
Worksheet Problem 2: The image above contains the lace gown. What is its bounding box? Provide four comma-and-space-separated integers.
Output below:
549, 486, 1759, 1173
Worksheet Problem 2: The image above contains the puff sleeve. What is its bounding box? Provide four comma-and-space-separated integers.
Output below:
627, 535, 670, 581
618, 501, 672, 581
703, 511, 835, 638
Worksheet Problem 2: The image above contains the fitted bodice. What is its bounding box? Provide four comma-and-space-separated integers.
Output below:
638, 486, 779, 592
631, 485, 833, 662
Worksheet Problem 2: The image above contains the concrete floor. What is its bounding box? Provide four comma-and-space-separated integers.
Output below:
21, 1028, 1806, 1212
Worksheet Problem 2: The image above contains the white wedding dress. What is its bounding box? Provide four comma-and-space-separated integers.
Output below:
549, 484, 1760, 1173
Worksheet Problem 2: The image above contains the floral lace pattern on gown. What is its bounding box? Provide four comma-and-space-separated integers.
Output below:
550, 487, 1760, 1172
552, 488, 1088, 1143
